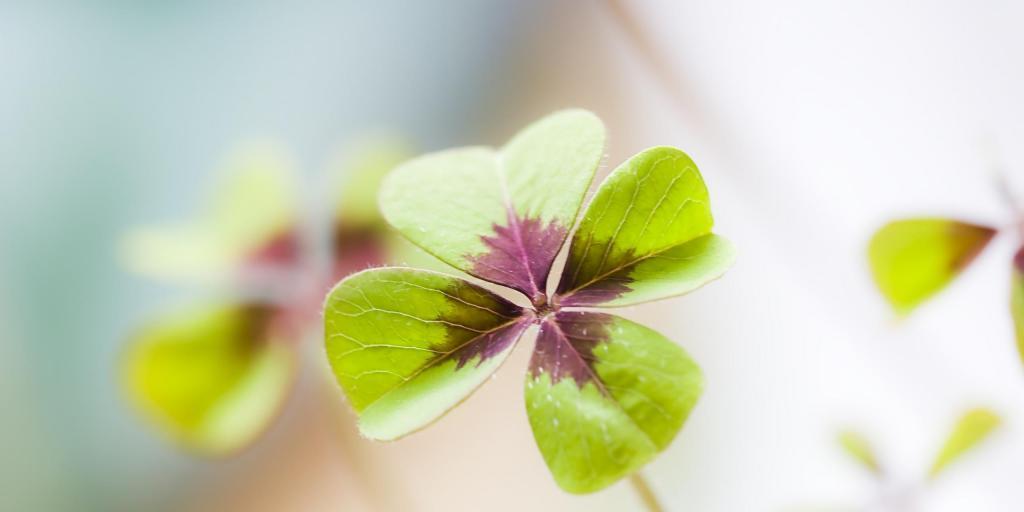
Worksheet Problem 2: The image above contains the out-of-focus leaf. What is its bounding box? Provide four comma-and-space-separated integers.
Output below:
929, 407, 1001, 478
328, 138, 415, 279
332, 137, 415, 226
121, 144, 297, 282
556, 147, 733, 307
836, 430, 882, 475
379, 110, 605, 303
330, 224, 390, 282
867, 218, 996, 314
123, 304, 295, 455
525, 311, 702, 493
324, 268, 531, 440
1011, 247, 1024, 365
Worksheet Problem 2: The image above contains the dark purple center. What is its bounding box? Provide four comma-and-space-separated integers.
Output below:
454, 318, 532, 370
459, 210, 626, 386
529, 311, 613, 389
469, 209, 567, 304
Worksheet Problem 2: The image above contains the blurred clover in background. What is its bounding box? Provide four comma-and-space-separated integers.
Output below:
119, 139, 414, 455
867, 177, 1024, 363
793, 408, 1001, 511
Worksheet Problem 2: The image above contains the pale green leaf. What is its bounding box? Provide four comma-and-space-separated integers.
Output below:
379, 110, 605, 300
868, 218, 996, 314
122, 304, 295, 455
557, 146, 733, 307
929, 407, 1001, 478
324, 267, 531, 440
325, 137, 421, 278
121, 144, 297, 282
525, 312, 703, 493
837, 430, 882, 475
331, 136, 414, 226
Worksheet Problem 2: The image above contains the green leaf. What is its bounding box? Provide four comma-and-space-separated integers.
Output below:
1011, 247, 1024, 366
122, 304, 295, 455
121, 144, 298, 282
556, 146, 732, 307
328, 137, 418, 279
332, 136, 414, 226
929, 407, 1001, 478
836, 430, 882, 475
868, 218, 996, 314
324, 267, 531, 440
525, 311, 703, 493
379, 110, 605, 301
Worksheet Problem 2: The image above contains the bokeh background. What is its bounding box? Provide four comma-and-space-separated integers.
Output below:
4, 1, 1024, 510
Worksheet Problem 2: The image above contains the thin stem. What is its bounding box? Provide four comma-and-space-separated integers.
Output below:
630, 472, 666, 512
604, 0, 705, 124
982, 138, 1024, 238
994, 165, 1022, 217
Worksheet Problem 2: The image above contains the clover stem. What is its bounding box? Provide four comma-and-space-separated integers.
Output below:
605, 0, 712, 133
532, 292, 548, 311
988, 147, 1024, 239
532, 292, 561, 321
630, 472, 665, 512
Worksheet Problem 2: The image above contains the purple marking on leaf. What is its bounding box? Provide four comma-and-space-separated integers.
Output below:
469, 209, 567, 304
556, 274, 633, 307
556, 240, 646, 306
949, 222, 997, 271
237, 302, 285, 347
529, 311, 613, 389
331, 221, 387, 282
454, 318, 531, 369
247, 229, 301, 268
1014, 245, 1024, 273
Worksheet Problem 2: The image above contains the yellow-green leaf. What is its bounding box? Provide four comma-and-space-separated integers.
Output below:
525, 312, 703, 493
556, 147, 734, 307
122, 304, 295, 455
929, 407, 1001, 478
324, 267, 530, 440
868, 218, 996, 314
836, 429, 882, 475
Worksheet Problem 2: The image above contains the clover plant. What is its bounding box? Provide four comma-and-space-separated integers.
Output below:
814, 408, 1001, 510
122, 141, 409, 454
867, 198, 1024, 362
323, 110, 735, 493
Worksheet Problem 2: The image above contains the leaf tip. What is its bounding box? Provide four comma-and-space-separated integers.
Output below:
928, 406, 1002, 479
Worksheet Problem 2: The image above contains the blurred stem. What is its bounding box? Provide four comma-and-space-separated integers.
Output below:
630, 472, 665, 512
994, 167, 1021, 214
984, 140, 1024, 238
996, 175, 1024, 240
604, 0, 708, 127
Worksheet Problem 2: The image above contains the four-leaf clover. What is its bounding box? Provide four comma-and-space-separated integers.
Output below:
323, 110, 736, 492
